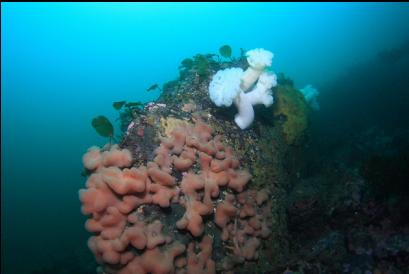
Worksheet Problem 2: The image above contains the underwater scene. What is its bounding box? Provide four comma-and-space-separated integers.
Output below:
2, 2, 409, 274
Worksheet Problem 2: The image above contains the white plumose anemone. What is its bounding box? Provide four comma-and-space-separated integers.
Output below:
209, 67, 244, 107
300, 84, 320, 111
208, 48, 277, 130
240, 48, 274, 91
234, 72, 277, 129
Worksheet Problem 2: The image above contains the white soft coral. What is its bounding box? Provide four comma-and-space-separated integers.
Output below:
234, 72, 277, 129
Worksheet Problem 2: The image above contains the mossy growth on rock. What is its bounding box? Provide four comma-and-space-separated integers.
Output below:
273, 85, 310, 145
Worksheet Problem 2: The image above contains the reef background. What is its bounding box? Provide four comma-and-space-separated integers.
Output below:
2, 3, 409, 274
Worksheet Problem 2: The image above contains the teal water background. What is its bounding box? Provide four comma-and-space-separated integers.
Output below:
2, 3, 409, 273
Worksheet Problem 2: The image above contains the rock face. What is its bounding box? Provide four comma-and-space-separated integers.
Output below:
91, 50, 409, 274
80, 53, 296, 273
